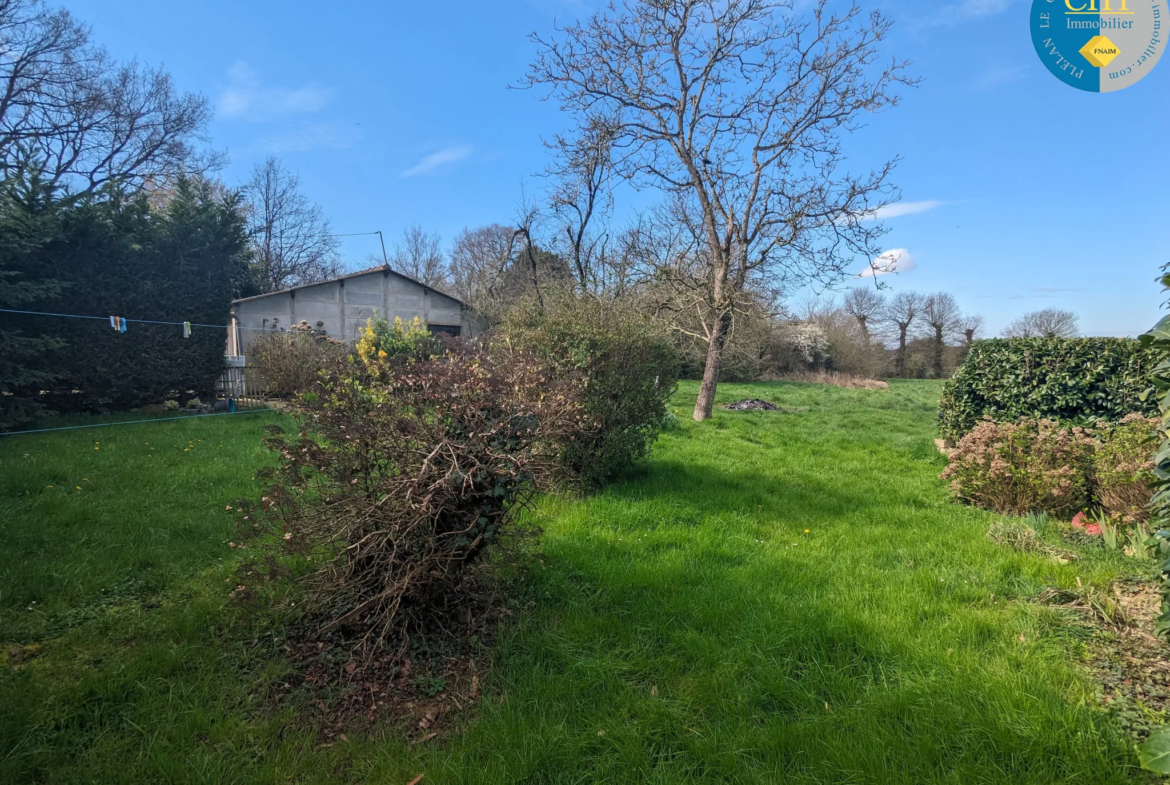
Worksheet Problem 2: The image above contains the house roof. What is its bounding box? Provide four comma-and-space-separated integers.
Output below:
231, 264, 465, 307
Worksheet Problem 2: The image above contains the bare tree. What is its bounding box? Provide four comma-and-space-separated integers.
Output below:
919, 292, 962, 378
843, 287, 885, 346
547, 115, 617, 294
885, 291, 923, 377
961, 314, 985, 346
392, 225, 448, 289
449, 223, 517, 316
244, 156, 340, 293
1004, 308, 1078, 339
0, 0, 214, 195
526, 0, 913, 420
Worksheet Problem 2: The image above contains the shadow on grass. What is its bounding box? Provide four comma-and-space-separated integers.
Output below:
449, 456, 1137, 784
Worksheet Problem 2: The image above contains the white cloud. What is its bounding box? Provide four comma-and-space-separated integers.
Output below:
257, 123, 362, 154
400, 145, 474, 177
858, 248, 916, 278
866, 200, 944, 221
218, 61, 331, 120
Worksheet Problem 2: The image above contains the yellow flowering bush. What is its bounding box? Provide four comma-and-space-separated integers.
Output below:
355, 314, 436, 366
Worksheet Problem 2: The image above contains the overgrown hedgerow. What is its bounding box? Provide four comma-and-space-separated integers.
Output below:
498, 294, 681, 489
231, 339, 587, 659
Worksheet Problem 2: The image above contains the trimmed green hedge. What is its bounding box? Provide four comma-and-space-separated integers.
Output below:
938, 337, 1157, 440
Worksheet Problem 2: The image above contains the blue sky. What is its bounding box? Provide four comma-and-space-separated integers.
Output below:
70, 0, 1169, 336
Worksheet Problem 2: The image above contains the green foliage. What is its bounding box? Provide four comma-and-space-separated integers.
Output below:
1092, 414, 1158, 523
353, 313, 437, 366
0, 164, 67, 429
938, 337, 1157, 441
1139, 726, 1170, 774
0, 166, 251, 426
1140, 268, 1170, 648
499, 294, 681, 489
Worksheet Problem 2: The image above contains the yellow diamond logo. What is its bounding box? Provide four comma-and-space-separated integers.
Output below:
1079, 35, 1121, 68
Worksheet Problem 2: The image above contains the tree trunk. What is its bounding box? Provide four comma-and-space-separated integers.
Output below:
896, 325, 908, 377
693, 312, 731, 422
932, 326, 944, 378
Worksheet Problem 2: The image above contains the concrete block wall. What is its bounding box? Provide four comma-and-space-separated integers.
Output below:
230, 269, 474, 357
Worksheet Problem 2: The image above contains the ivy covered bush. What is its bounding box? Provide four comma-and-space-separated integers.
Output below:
937, 337, 1157, 441
498, 295, 681, 489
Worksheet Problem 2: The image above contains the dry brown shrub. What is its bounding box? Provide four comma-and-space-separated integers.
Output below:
231, 340, 588, 661
1093, 414, 1157, 523
940, 417, 1095, 517
776, 369, 889, 390
940, 414, 1156, 521
247, 321, 347, 395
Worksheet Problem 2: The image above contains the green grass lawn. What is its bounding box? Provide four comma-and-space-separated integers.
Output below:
0, 381, 1148, 783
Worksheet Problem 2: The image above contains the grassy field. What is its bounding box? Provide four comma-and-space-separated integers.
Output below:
0, 381, 1147, 783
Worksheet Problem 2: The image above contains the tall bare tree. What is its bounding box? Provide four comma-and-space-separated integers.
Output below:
547, 115, 617, 294
526, 0, 913, 420
244, 156, 340, 293
1004, 308, 1078, 339
0, 0, 214, 194
961, 314, 985, 346
920, 292, 962, 378
449, 223, 517, 317
885, 291, 923, 378
392, 224, 448, 289
843, 287, 885, 346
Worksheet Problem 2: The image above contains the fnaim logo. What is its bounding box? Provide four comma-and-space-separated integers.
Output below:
1031, 0, 1164, 90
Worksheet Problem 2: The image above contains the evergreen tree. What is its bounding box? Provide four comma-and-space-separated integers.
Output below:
0, 161, 67, 429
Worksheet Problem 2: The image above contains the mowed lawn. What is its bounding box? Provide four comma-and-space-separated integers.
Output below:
0, 381, 1144, 783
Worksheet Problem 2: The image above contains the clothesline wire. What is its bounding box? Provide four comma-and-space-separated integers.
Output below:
0, 408, 279, 438
0, 308, 282, 332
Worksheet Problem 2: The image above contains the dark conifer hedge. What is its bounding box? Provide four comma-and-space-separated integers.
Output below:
0, 170, 252, 427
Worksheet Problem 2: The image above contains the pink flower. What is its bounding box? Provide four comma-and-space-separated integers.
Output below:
1084, 523, 1102, 536
1071, 512, 1087, 529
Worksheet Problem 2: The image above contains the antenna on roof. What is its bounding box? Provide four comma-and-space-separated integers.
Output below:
331, 230, 391, 270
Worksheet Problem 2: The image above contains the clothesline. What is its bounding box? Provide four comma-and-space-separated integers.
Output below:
0, 408, 278, 438
0, 308, 284, 332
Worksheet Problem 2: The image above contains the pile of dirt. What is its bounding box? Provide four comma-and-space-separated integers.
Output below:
264, 587, 513, 742
723, 399, 780, 411
274, 636, 489, 744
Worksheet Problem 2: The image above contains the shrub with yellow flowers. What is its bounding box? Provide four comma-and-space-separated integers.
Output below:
355, 314, 438, 368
